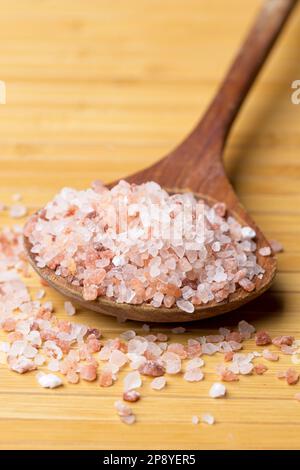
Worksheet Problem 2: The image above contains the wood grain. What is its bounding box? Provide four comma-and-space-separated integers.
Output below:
0, 0, 300, 449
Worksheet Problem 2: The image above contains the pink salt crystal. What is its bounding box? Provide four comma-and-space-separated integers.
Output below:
83, 285, 98, 301
138, 360, 165, 377
87, 337, 102, 353
167, 343, 187, 359
238, 320, 256, 339
114, 400, 132, 417
281, 344, 296, 355
186, 339, 201, 358
262, 349, 279, 362
239, 362, 254, 375
220, 368, 239, 382
176, 299, 195, 313
8, 356, 36, 374
183, 368, 204, 382
255, 330, 272, 346
272, 335, 294, 347
157, 333, 168, 342
79, 364, 97, 382
209, 382, 226, 398
151, 376, 167, 390
186, 357, 204, 370
109, 349, 128, 369
120, 330, 136, 341
254, 364, 268, 375
224, 351, 234, 362
2, 317, 16, 332
64, 301, 76, 316
161, 352, 181, 374
67, 370, 79, 384
270, 239, 283, 254
123, 371, 142, 391
259, 246, 271, 256
238, 278, 255, 292
171, 326, 186, 334
123, 390, 140, 402
99, 367, 114, 387
286, 368, 299, 385
202, 343, 218, 355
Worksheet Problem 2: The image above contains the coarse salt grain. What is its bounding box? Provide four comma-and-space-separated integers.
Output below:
209, 382, 226, 398
64, 301, 76, 316
201, 413, 215, 425
151, 376, 167, 390
36, 373, 63, 389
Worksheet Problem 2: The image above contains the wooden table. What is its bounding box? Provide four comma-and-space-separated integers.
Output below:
0, 0, 300, 450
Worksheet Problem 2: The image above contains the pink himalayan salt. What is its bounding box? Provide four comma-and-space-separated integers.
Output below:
123, 390, 140, 402
25, 181, 266, 313
220, 368, 239, 382
8, 356, 36, 374
183, 368, 204, 382
255, 330, 272, 346
286, 368, 299, 385
272, 336, 294, 347
64, 301, 76, 316
167, 343, 187, 359
151, 376, 167, 390
99, 367, 114, 387
270, 239, 283, 254
161, 352, 181, 374
238, 320, 256, 339
262, 349, 279, 361
259, 246, 271, 256
281, 344, 296, 355
79, 363, 97, 381
139, 360, 165, 377
254, 364, 268, 375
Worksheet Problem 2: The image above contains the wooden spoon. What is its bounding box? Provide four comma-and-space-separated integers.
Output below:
24, 0, 297, 322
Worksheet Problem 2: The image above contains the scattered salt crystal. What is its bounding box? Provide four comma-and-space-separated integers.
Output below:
123, 390, 140, 402
151, 376, 167, 390
171, 327, 186, 334
47, 359, 60, 372
64, 301, 76, 316
238, 320, 255, 339
192, 415, 199, 425
201, 413, 215, 425
37, 373, 63, 389
123, 371, 142, 391
241, 226, 256, 239
209, 382, 226, 398
262, 349, 279, 361
270, 239, 283, 254
35, 289, 45, 300
9, 204, 27, 218
186, 358, 204, 370
120, 330, 136, 341
184, 368, 204, 382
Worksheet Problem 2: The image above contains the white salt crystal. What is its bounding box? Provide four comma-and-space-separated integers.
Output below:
202, 413, 215, 425
259, 246, 271, 256
120, 330, 136, 341
151, 376, 166, 390
192, 415, 199, 425
9, 204, 27, 218
176, 299, 195, 313
64, 301, 76, 316
35, 289, 45, 300
241, 226, 256, 239
123, 371, 142, 391
183, 368, 204, 382
209, 382, 226, 398
47, 358, 60, 372
37, 373, 63, 389
186, 358, 204, 370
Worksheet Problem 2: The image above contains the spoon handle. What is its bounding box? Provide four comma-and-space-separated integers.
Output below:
127, 0, 297, 194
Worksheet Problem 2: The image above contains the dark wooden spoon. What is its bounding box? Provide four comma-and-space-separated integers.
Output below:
24, 0, 297, 322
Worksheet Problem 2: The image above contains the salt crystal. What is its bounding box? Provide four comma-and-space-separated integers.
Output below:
201, 413, 215, 425
259, 246, 271, 256
192, 415, 199, 425
9, 204, 27, 218
36, 373, 62, 388
123, 371, 142, 391
176, 299, 195, 313
209, 382, 226, 398
151, 376, 167, 390
64, 301, 76, 316
183, 368, 204, 382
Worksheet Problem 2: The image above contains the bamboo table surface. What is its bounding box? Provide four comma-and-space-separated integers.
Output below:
0, 0, 300, 450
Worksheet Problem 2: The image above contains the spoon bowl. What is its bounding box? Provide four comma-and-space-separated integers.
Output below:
23, 0, 296, 322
